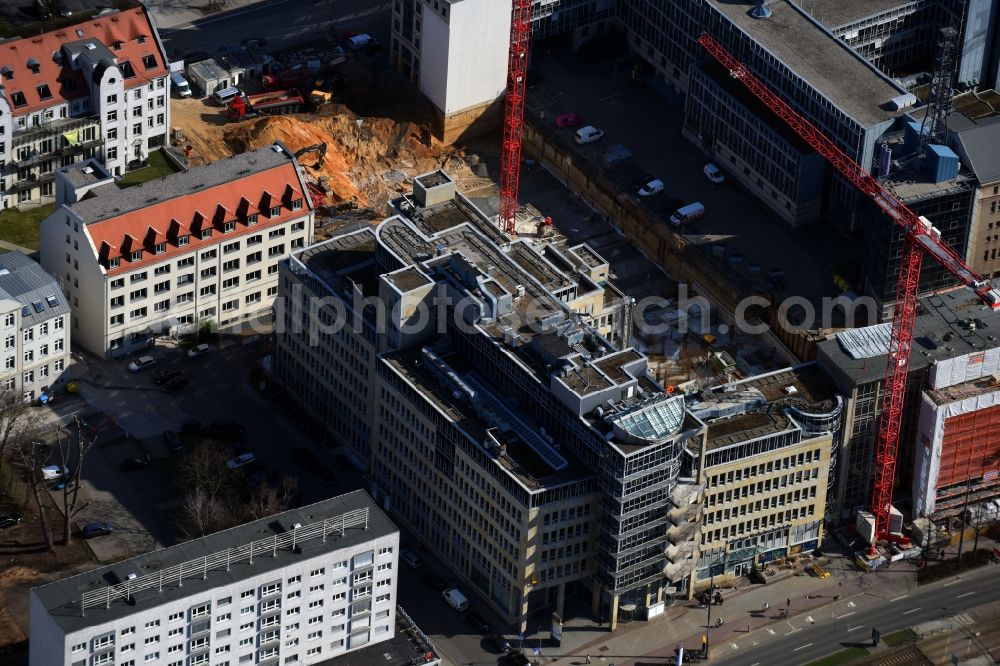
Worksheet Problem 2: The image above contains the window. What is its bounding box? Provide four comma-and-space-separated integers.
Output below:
107, 94, 118, 104
223, 241, 240, 254
224, 221, 236, 233
72, 642, 86, 653
200, 285, 216, 297
201, 267, 217, 279
269, 228, 286, 239
247, 252, 262, 265
247, 214, 259, 225
178, 292, 194, 304
288, 575, 301, 585
246, 270, 261, 282
201, 249, 217, 260
23, 328, 32, 342
200, 307, 216, 318
168, 611, 183, 622
261, 581, 282, 596
200, 229, 212, 240
307, 631, 322, 641
223, 259, 239, 272
111, 278, 125, 290
130, 250, 142, 261
154, 299, 170, 312
36, 84, 52, 100
109, 257, 121, 269
121, 643, 135, 653
178, 256, 195, 268
107, 147, 117, 160
222, 299, 238, 312
268, 244, 285, 257
247, 234, 262, 246
142, 54, 157, 69
110, 314, 124, 326
3, 314, 13, 327
130, 288, 147, 301
23, 349, 33, 364
292, 221, 306, 231
190, 602, 211, 619
310, 568, 325, 578
292, 199, 303, 211
222, 277, 239, 290
131, 271, 148, 283
154, 280, 170, 294
121, 627, 136, 636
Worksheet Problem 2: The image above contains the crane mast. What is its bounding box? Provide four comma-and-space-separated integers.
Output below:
696, 33, 1000, 555
498, 0, 534, 236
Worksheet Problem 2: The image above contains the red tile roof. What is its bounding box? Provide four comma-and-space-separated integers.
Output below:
84, 162, 309, 277
0, 7, 167, 116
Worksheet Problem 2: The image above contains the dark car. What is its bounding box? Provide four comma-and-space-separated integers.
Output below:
632, 173, 657, 191
81, 522, 113, 538
659, 197, 685, 215
0, 514, 23, 530
162, 376, 189, 392
465, 612, 491, 634
486, 633, 511, 653
52, 478, 77, 491
121, 456, 149, 471
503, 651, 530, 666
163, 430, 182, 453
152, 369, 183, 385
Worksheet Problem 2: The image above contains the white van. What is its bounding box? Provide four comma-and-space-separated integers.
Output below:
170, 72, 192, 98
669, 202, 705, 227
574, 125, 605, 144
442, 588, 469, 612
213, 86, 241, 105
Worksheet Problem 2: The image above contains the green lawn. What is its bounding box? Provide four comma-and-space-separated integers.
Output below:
804, 647, 869, 666
0, 202, 54, 251
882, 628, 917, 647
117, 150, 181, 188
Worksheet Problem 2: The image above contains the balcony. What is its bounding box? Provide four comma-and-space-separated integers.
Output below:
667, 520, 697, 545
665, 541, 697, 563
12, 172, 55, 192
670, 480, 704, 506
665, 557, 697, 580
669, 501, 703, 524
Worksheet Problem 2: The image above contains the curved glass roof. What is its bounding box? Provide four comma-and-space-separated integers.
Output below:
609, 394, 686, 444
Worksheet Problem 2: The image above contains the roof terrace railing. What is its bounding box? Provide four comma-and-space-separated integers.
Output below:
79, 507, 369, 616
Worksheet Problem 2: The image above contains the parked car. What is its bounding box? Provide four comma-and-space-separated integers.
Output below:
40, 465, 69, 480
422, 571, 448, 592
120, 456, 149, 471
152, 369, 183, 385
466, 611, 491, 634
162, 376, 189, 393
659, 197, 686, 215
0, 514, 22, 530
574, 125, 604, 144
400, 549, 422, 569
226, 452, 256, 470
163, 430, 182, 453
51, 478, 77, 491
187, 343, 211, 359
128, 355, 156, 372
703, 162, 726, 184
637, 178, 665, 197
554, 112, 583, 128
442, 588, 469, 612
486, 633, 512, 654
81, 522, 113, 538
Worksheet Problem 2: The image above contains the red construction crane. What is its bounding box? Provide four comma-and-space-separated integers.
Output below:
696, 33, 1000, 556
498, 0, 534, 236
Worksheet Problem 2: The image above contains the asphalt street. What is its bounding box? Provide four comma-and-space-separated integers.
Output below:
157, 0, 391, 59
711, 566, 1000, 665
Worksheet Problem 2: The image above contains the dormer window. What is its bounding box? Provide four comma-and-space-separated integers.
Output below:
9, 91, 26, 107
36, 84, 52, 100
109, 257, 120, 269
246, 214, 258, 225
120, 61, 135, 79
142, 54, 157, 70
292, 199, 303, 211
269, 206, 281, 217
155, 242, 166, 254
138, 35, 147, 43
75, 29, 84, 38
177, 234, 189, 247
223, 220, 236, 233
1, 66, 13, 80
200, 229, 212, 240
27, 58, 40, 74
130, 250, 142, 261
113, 41, 123, 50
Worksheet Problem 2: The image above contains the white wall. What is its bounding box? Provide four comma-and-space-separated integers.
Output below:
419, 0, 510, 114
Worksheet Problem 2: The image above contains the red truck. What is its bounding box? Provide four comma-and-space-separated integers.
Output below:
261, 66, 310, 92
227, 89, 304, 120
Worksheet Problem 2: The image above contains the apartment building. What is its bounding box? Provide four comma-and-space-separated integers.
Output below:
688, 365, 842, 581
0, 6, 171, 209
29, 491, 398, 666
274, 172, 705, 630
816, 287, 1000, 523
951, 118, 1000, 278
0, 251, 71, 401
39, 143, 314, 358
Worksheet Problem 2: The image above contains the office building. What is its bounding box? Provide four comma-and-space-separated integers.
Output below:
688, 364, 842, 580
951, 117, 1000, 278
29, 490, 400, 666
274, 171, 704, 630
39, 143, 314, 358
0, 6, 171, 209
0, 251, 71, 402
816, 287, 1000, 523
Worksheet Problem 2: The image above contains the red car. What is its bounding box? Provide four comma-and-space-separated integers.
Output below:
555, 112, 583, 128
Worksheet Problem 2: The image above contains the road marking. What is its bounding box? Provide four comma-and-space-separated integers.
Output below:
956, 592, 975, 599
750, 662, 761, 666
943, 579, 961, 587
806, 616, 815, 624
848, 625, 865, 632
902, 607, 922, 615
833, 611, 856, 619
730, 643, 740, 649
794, 643, 814, 652
786, 628, 801, 635
767, 629, 776, 635
891, 594, 909, 601
847, 601, 856, 607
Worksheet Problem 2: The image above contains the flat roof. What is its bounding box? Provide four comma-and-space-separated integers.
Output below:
927, 375, 1000, 406
33, 490, 396, 635
817, 285, 1000, 388
803, 0, 921, 29
711, 0, 903, 126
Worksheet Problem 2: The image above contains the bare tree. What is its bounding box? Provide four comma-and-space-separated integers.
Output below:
248, 475, 298, 521
10, 437, 56, 553
53, 417, 99, 545
0, 389, 37, 460
176, 442, 242, 537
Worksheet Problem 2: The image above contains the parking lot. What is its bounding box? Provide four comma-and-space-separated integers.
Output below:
526, 42, 859, 306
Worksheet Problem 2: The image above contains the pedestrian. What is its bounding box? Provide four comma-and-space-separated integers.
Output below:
586, 655, 592, 664
786, 598, 790, 610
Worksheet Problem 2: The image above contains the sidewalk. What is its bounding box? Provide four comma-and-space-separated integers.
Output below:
146, 0, 273, 30
537, 552, 920, 665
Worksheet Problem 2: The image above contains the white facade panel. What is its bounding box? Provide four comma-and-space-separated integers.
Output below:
442, 0, 510, 114
929, 348, 1000, 390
